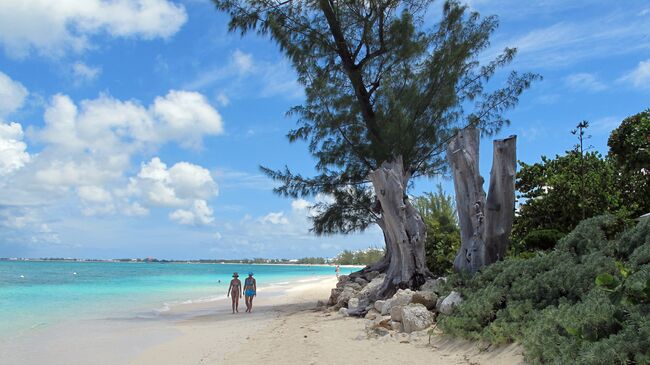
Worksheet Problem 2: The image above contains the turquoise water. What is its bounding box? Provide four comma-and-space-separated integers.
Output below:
0, 261, 355, 336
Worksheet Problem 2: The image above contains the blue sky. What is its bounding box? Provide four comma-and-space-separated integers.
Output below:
0, 0, 648, 259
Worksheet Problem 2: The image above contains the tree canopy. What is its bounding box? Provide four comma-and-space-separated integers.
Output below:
215, 0, 537, 237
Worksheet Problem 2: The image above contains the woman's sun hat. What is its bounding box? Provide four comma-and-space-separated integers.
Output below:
232, 272, 239, 277
248, 272, 254, 276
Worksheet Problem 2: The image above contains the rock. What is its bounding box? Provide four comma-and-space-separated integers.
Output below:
420, 277, 446, 294
400, 303, 434, 333
348, 297, 360, 310
354, 277, 369, 286
390, 321, 402, 331
381, 289, 415, 315
357, 274, 386, 300
364, 309, 379, 320
389, 305, 404, 322
338, 307, 349, 316
374, 300, 386, 312
365, 270, 380, 281
412, 291, 438, 310
328, 288, 342, 306
336, 275, 350, 288
439, 291, 463, 315
346, 282, 363, 291
336, 286, 358, 308
435, 296, 444, 312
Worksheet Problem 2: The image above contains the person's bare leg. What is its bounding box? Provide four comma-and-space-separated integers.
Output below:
235, 296, 239, 313
248, 296, 254, 313
231, 297, 235, 314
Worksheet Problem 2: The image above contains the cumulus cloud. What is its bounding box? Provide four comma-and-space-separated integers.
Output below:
0, 71, 28, 117
0, 0, 187, 58
0, 122, 30, 175
620, 59, 650, 89
170, 200, 214, 225
37, 90, 223, 154
126, 157, 217, 225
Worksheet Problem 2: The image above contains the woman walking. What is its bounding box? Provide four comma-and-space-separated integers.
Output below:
243, 272, 256, 313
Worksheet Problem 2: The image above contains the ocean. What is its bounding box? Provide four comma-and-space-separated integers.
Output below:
0, 261, 355, 337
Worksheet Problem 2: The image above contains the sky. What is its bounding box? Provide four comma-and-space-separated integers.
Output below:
0, 0, 648, 260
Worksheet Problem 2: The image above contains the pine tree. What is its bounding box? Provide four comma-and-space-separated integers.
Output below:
214, 0, 538, 299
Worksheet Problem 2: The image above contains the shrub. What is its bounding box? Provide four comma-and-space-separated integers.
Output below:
520, 229, 565, 251
438, 215, 650, 365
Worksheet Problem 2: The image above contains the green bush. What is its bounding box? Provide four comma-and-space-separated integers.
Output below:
438, 215, 650, 365
520, 229, 565, 251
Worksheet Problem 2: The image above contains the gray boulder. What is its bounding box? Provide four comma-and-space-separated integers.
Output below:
411, 291, 438, 310
381, 289, 415, 315
400, 303, 434, 333
364, 309, 379, 320
356, 274, 385, 300
438, 291, 463, 315
420, 277, 446, 294
374, 300, 385, 312
338, 307, 349, 316
389, 305, 404, 322
348, 297, 360, 310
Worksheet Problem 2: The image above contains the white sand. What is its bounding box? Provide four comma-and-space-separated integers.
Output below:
1, 277, 526, 365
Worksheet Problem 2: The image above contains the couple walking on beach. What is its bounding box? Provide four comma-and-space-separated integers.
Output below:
227, 272, 256, 314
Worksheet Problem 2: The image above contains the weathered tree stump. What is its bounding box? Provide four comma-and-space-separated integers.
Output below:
447, 128, 516, 273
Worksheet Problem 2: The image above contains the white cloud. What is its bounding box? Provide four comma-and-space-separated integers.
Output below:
0, 0, 187, 58
215, 92, 230, 106
35, 90, 223, 167
232, 49, 253, 74
170, 200, 214, 225
620, 59, 650, 89
0, 71, 28, 117
259, 212, 289, 225
152, 90, 224, 147
126, 157, 217, 225
0, 122, 30, 175
564, 73, 606, 92
291, 198, 311, 212
72, 62, 102, 83
128, 157, 218, 207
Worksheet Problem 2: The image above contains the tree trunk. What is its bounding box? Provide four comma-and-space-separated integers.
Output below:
485, 136, 517, 263
367, 157, 430, 299
447, 128, 516, 273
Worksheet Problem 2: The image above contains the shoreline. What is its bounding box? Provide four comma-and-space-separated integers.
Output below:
1, 275, 525, 365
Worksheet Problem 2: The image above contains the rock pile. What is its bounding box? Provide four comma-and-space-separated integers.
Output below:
329, 274, 463, 337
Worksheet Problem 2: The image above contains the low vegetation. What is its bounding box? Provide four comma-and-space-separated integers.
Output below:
438, 215, 650, 364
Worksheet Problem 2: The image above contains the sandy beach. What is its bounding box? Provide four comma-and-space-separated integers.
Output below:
1, 276, 525, 365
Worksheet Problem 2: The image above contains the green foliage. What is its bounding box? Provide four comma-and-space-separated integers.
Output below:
333, 247, 385, 266
513, 110, 650, 251
513, 151, 620, 246
608, 109, 650, 218
295, 257, 328, 265
215, 0, 537, 235
519, 229, 565, 252
438, 215, 650, 365
413, 185, 461, 275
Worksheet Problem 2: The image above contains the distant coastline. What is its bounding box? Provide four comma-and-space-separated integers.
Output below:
0, 257, 365, 268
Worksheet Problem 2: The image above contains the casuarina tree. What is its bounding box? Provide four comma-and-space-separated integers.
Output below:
214, 0, 538, 299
